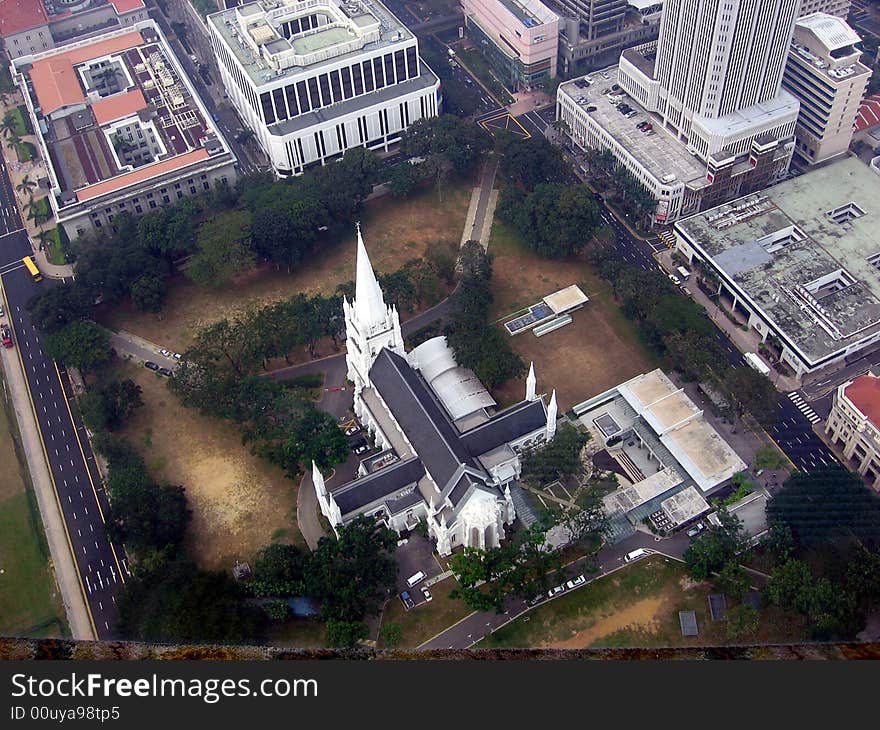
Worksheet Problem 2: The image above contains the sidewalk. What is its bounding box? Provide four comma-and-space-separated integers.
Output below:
655, 249, 800, 392
1, 87, 74, 279
0, 281, 94, 640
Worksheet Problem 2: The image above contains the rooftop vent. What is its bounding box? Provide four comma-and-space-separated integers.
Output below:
826, 201, 865, 224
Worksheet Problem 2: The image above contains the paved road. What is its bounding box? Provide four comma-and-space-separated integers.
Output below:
420, 532, 691, 649
0, 153, 127, 639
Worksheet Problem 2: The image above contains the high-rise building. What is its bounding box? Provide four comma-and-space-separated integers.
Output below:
460, 0, 560, 91
552, 0, 627, 38
619, 0, 801, 160
208, 0, 440, 177
783, 12, 870, 165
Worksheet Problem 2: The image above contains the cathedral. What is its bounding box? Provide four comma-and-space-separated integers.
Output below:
312, 226, 558, 556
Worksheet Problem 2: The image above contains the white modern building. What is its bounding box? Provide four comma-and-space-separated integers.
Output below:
799, 0, 850, 18
312, 226, 558, 555
208, 0, 440, 177
10, 20, 236, 238
461, 0, 560, 90
573, 369, 745, 541
674, 156, 880, 379
782, 12, 871, 165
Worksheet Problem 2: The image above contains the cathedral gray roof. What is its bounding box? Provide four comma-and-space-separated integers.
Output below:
460, 398, 548, 456
332, 457, 425, 515
369, 348, 480, 492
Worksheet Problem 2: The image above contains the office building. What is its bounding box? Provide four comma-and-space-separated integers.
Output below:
10, 21, 237, 238
783, 12, 870, 165
673, 156, 880, 379
461, 0, 560, 90
0, 0, 149, 60
208, 0, 440, 176
799, 0, 850, 17
826, 373, 880, 490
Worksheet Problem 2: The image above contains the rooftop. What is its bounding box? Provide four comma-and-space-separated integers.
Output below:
845, 374, 880, 431
15, 24, 230, 209
0, 0, 49, 38
497, 0, 557, 28
660, 486, 710, 527
675, 156, 880, 366
208, 0, 412, 87
559, 68, 709, 189
790, 13, 870, 85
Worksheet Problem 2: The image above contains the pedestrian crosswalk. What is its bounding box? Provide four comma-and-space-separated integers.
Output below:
788, 391, 821, 424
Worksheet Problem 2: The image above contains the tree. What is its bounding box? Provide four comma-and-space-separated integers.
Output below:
520, 422, 589, 486
400, 115, 492, 177
27, 283, 93, 333
15, 174, 36, 196
379, 622, 402, 649
186, 209, 255, 287
262, 600, 291, 622
497, 135, 570, 191
250, 206, 312, 268
683, 508, 749, 582
79, 378, 143, 432
130, 274, 166, 313
325, 619, 369, 647
281, 404, 351, 473
45, 321, 111, 373
767, 467, 880, 548
722, 366, 777, 426
714, 560, 751, 600
305, 516, 397, 623
388, 161, 421, 197
117, 559, 264, 643
725, 604, 759, 641
248, 543, 307, 598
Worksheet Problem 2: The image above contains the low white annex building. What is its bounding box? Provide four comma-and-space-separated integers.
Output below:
312, 226, 558, 555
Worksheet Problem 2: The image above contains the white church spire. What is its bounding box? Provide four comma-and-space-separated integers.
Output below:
526, 362, 536, 401
354, 221, 388, 330
546, 389, 558, 440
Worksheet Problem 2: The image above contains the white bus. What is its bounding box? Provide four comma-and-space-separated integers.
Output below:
744, 352, 770, 376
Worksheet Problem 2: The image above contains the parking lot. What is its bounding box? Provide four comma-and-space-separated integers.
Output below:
396, 534, 444, 609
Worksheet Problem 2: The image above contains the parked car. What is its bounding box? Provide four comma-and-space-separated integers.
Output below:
528, 594, 545, 606
637, 121, 648, 129
566, 575, 587, 589
399, 591, 415, 611
158, 367, 174, 377
345, 425, 361, 436
159, 348, 172, 357
686, 522, 706, 538
144, 361, 159, 371
407, 571, 426, 588
354, 443, 369, 454
547, 585, 565, 598
172, 352, 182, 360
1, 324, 12, 348
642, 123, 653, 131
421, 586, 433, 602
0, 306, 5, 317
396, 538, 408, 547
668, 273, 681, 285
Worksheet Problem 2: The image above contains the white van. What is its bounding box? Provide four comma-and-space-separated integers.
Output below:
676, 266, 691, 281
624, 548, 650, 563
406, 571, 426, 588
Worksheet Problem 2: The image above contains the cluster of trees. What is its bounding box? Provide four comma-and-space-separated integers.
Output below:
520, 422, 590, 487
684, 509, 752, 600
171, 312, 349, 475
79, 378, 143, 433
444, 242, 525, 389
581, 148, 657, 223
246, 517, 398, 646
588, 246, 777, 425
450, 524, 565, 612
496, 137, 602, 259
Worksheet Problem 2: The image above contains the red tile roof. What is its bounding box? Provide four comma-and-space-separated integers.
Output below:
845, 375, 880, 431
855, 92, 880, 133
91, 88, 147, 125
75, 148, 211, 201
28, 31, 145, 115
108, 0, 145, 12
0, 0, 49, 38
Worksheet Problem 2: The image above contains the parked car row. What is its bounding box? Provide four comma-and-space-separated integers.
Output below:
544, 573, 587, 600
144, 361, 174, 377
158, 348, 182, 360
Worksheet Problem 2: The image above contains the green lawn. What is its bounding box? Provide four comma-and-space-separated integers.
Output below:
15, 141, 36, 163
378, 577, 471, 648
7, 106, 32, 136
44, 226, 68, 265
478, 556, 807, 649
0, 493, 67, 638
